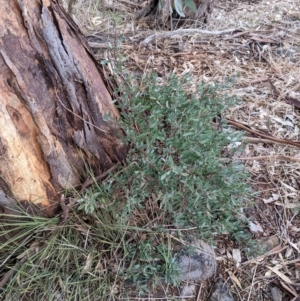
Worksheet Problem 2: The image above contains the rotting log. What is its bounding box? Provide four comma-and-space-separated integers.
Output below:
135, 0, 215, 25
0, 0, 127, 217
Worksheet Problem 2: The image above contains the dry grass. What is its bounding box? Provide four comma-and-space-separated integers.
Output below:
63, 0, 300, 299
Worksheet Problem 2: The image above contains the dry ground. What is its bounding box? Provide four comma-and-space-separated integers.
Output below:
61, 0, 300, 300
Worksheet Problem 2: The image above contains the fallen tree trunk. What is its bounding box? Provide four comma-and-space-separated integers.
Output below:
0, 0, 127, 217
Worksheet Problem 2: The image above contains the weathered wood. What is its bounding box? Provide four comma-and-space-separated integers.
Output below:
0, 0, 127, 217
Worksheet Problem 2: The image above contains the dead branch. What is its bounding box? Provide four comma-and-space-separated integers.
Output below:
243, 137, 298, 146
227, 119, 300, 148
140, 28, 241, 45
223, 29, 275, 40
235, 155, 300, 163
80, 163, 121, 193
268, 79, 300, 110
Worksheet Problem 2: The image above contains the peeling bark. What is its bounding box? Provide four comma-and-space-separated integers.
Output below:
0, 0, 127, 217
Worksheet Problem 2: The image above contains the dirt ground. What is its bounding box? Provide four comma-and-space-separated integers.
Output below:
63, 0, 300, 299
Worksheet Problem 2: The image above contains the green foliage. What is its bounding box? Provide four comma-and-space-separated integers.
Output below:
76, 72, 252, 288
121, 236, 181, 289
77, 187, 109, 215
0, 209, 124, 300
173, 0, 198, 17
114, 73, 250, 237
80, 72, 251, 289
184, 0, 198, 12
174, 0, 185, 17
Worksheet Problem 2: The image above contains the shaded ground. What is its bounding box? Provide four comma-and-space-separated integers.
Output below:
61, 0, 300, 299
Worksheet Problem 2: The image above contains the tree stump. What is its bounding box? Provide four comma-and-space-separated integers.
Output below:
0, 0, 127, 217
135, 0, 215, 25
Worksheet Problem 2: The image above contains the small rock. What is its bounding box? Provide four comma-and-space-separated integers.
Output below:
176, 238, 216, 281
249, 221, 264, 233
180, 284, 197, 298
208, 278, 235, 301
287, 11, 300, 21
260, 236, 280, 252
274, 46, 300, 63
270, 286, 282, 301
274, 14, 282, 21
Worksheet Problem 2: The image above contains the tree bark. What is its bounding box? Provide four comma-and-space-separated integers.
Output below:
135, 0, 214, 25
0, 0, 127, 217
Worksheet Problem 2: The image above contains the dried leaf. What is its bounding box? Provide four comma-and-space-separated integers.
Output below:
275, 202, 300, 209
82, 253, 93, 274
290, 226, 300, 232
58, 277, 65, 290
288, 241, 300, 253
216, 256, 227, 262
279, 280, 298, 297
95, 259, 105, 274
267, 266, 295, 284
228, 271, 242, 289
285, 247, 293, 258
232, 249, 242, 266
263, 197, 276, 204
74, 224, 89, 234
16, 250, 29, 259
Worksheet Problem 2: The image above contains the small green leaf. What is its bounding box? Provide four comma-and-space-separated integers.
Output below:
185, 0, 197, 13
174, 0, 185, 17
161, 171, 170, 181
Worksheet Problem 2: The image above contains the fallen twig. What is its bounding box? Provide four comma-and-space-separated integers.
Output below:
227, 118, 300, 148
223, 29, 274, 40
118, 0, 143, 8
250, 78, 269, 85
279, 281, 298, 298
235, 155, 300, 163
0, 245, 45, 289
242, 245, 287, 266
58, 195, 77, 226
243, 137, 294, 146
80, 163, 120, 194
141, 28, 241, 45
268, 79, 300, 110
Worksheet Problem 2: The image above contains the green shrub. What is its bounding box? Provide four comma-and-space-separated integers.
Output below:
97, 72, 251, 285
114, 73, 250, 235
